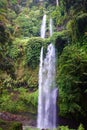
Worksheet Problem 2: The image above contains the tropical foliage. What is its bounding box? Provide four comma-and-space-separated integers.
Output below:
0, 0, 87, 129
57, 41, 87, 118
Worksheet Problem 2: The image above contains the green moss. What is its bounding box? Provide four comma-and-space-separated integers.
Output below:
8, 38, 29, 60
0, 87, 38, 113
9, 122, 22, 130
66, 19, 78, 41
51, 30, 71, 43
57, 41, 87, 117
51, 30, 71, 55
76, 13, 87, 36
25, 37, 47, 68
66, 13, 87, 41
19, 88, 38, 113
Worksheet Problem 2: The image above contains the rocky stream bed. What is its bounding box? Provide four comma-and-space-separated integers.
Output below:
0, 111, 37, 130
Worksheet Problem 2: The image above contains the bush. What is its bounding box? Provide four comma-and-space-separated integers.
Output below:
25, 37, 46, 68
77, 124, 85, 130
66, 13, 87, 41
0, 90, 25, 112
8, 42, 21, 60
9, 122, 22, 130
0, 87, 38, 113
57, 42, 87, 117
14, 8, 42, 37
19, 88, 38, 113
0, 119, 22, 130
51, 30, 71, 55
58, 125, 75, 130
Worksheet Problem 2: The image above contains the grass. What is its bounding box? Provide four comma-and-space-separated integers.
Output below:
23, 126, 76, 130
23, 126, 39, 130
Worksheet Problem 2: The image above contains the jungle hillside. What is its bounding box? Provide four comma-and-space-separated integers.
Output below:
0, 0, 87, 130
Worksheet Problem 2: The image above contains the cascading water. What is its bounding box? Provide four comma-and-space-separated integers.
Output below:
56, 0, 59, 6
37, 16, 57, 130
37, 14, 47, 129
41, 14, 46, 38
50, 18, 53, 37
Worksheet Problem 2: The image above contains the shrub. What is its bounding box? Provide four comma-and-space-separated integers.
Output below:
57, 42, 87, 117
51, 30, 71, 55
0, 90, 25, 112
58, 125, 75, 130
19, 88, 38, 113
66, 13, 87, 41
14, 8, 42, 37
77, 124, 85, 130
0, 87, 38, 113
25, 37, 45, 68
8, 42, 21, 60
9, 122, 22, 130
0, 119, 22, 130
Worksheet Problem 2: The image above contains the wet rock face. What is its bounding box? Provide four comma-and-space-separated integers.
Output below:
0, 112, 36, 127
0, 112, 27, 122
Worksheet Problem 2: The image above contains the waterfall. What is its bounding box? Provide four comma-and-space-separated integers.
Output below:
41, 14, 46, 38
56, 0, 59, 6
50, 18, 53, 37
37, 14, 47, 128
37, 16, 57, 129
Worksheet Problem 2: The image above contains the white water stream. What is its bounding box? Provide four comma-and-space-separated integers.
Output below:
41, 14, 46, 38
37, 16, 57, 130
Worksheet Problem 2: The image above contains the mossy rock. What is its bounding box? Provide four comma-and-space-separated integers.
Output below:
66, 13, 87, 40
51, 30, 71, 55
76, 13, 87, 36
0, 119, 22, 130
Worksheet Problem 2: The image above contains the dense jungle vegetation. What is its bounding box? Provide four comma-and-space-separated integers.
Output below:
0, 0, 87, 130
